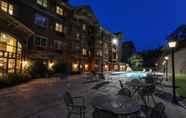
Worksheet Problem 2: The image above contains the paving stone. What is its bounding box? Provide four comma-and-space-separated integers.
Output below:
0, 75, 185, 118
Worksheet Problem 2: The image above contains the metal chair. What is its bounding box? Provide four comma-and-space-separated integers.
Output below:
119, 80, 124, 89
118, 88, 132, 97
93, 109, 117, 118
137, 102, 165, 118
150, 102, 165, 118
138, 84, 156, 106
63, 91, 86, 118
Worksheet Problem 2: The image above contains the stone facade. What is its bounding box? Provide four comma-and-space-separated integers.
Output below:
167, 48, 186, 74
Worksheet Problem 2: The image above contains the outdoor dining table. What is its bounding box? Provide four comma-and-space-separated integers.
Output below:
125, 80, 152, 92
91, 94, 141, 117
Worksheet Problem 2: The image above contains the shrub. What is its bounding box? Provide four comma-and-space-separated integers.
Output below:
28, 60, 48, 78
53, 62, 69, 76
0, 73, 31, 89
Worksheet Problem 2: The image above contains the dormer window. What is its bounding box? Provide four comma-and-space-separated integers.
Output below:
56, 6, 64, 16
36, 0, 48, 8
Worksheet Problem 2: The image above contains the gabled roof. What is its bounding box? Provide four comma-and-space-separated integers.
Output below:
73, 5, 98, 25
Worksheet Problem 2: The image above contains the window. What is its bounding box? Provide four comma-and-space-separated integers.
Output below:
55, 23, 63, 32
56, 6, 64, 16
34, 35, 48, 47
54, 40, 62, 50
36, 0, 48, 8
82, 48, 87, 56
76, 33, 80, 39
96, 50, 102, 56
35, 14, 48, 28
82, 24, 86, 30
0, 1, 14, 15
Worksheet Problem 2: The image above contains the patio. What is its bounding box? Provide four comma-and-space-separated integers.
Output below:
0, 75, 185, 118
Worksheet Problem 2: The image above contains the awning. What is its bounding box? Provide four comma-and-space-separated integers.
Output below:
0, 11, 34, 39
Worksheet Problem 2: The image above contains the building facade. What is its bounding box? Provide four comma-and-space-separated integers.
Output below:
0, 0, 122, 79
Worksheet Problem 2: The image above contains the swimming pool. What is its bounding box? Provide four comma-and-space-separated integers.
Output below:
111, 71, 148, 79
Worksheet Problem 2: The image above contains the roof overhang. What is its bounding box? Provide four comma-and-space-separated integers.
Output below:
0, 11, 34, 40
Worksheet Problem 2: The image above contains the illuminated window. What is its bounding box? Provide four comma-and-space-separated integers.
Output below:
55, 23, 63, 32
76, 33, 80, 39
0, 1, 14, 15
56, 6, 64, 16
0, 32, 22, 76
36, 0, 48, 8
82, 48, 87, 56
82, 24, 86, 30
35, 14, 48, 28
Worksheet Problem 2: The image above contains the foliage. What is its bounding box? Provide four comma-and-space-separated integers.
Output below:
129, 54, 143, 70
28, 60, 48, 78
0, 73, 31, 88
140, 48, 162, 68
53, 61, 69, 76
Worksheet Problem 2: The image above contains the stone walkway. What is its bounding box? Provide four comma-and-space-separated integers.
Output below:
0, 75, 186, 118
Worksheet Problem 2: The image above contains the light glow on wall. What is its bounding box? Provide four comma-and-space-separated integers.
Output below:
72, 63, 79, 72
48, 61, 55, 69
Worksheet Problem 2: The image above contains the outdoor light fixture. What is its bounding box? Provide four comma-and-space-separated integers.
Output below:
168, 39, 177, 104
84, 64, 88, 69
165, 56, 169, 60
111, 37, 118, 71
168, 40, 176, 48
22, 61, 28, 67
112, 38, 118, 45
48, 61, 55, 69
22, 60, 29, 70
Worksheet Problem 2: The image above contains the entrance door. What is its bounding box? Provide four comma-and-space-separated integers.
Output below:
0, 58, 7, 79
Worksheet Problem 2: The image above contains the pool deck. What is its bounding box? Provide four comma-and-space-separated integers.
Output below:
0, 75, 185, 118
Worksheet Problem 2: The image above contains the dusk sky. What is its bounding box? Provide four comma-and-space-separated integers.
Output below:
70, 0, 186, 51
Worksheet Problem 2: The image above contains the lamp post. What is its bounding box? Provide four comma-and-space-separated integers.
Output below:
164, 56, 169, 81
168, 40, 177, 104
112, 38, 118, 71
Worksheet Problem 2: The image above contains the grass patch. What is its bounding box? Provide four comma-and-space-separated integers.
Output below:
175, 75, 186, 102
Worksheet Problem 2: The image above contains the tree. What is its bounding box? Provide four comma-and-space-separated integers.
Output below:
129, 54, 143, 71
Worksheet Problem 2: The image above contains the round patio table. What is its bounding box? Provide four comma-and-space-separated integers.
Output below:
125, 81, 152, 95
91, 94, 140, 117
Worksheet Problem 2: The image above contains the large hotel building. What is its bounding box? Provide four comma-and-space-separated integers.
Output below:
0, 0, 122, 78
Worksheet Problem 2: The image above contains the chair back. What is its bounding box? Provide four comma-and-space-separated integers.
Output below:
119, 80, 124, 88
64, 91, 73, 107
118, 88, 131, 97
93, 109, 117, 118
139, 84, 156, 96
131, 79, 141, 84
150, 102, 165, 118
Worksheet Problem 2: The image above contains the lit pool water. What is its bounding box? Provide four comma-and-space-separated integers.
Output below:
111, 71, 147, 79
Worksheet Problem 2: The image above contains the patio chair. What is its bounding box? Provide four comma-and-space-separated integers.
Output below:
138, 84, 156, 106
136, 102, 165, 118
127, 79, 142, 96
119, 80, 124, 89
118, 87, 132, 97
154, 75, 164, 87
63, 91, 86, 118
93, 109, 117, 118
